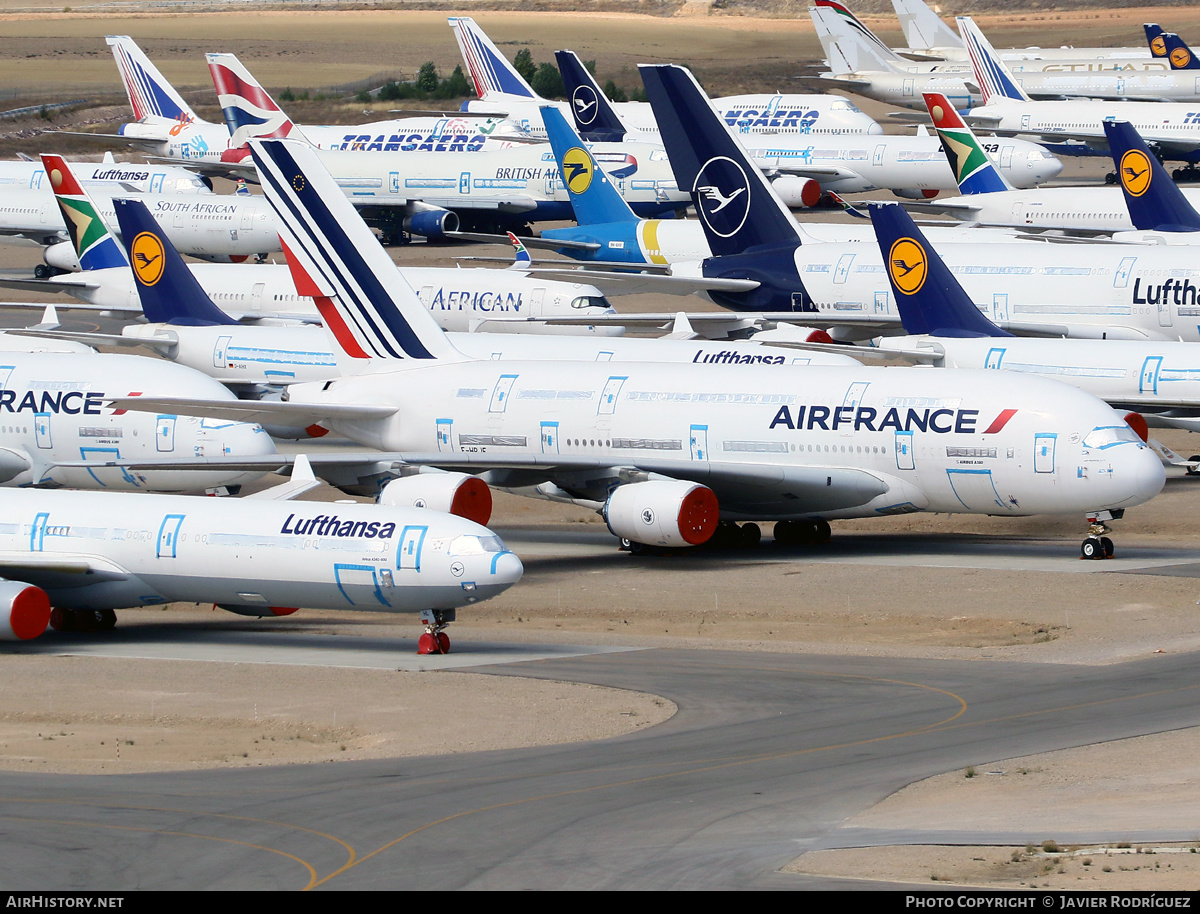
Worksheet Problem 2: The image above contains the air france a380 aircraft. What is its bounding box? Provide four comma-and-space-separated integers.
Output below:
637, 64, 1200, 342
111, 138, 1165, 558
5, 156, 619, 334
0, 464, 522, 652
102, 35, 532, 166
449, 16, 882, 140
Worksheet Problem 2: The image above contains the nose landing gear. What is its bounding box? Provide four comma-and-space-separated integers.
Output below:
1081, 510, 1121, 560
417, 608, 455, 654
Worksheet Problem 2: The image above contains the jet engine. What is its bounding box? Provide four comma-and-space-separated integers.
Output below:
769, 176, 822, 209
604, 480, 719, 548
0, 581, 51, 641
892, 188, 940, 200
403, 208, 460, 239
217, 604, 298, 617
42, 241, 79, 273
379, 471, 493, 525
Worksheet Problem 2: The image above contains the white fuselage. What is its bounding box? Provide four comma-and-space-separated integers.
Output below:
0, 487, 522, 613
464, 93, 883, 140
0, 160, 210, 195
0, 351, 273, 492
784, 239, 1200, 341
924, 185, 1200, 233
966, 99, 1200, 155
28, 263, 619, 332
121, 323, 865, 387
286, 359, 1164, 522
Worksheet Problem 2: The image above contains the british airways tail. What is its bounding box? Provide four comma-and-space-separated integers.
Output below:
868, 202, 1010, 338
541, 105, 638, 226
639, 64, 801, 258
39, 154, 127, 272
110, 198, 238, 326
1161, 32, 1200, 70
1146, 24, 1167, 59
555, 50, 627, 142
106, 35, 203, 123
958, 16, 1032, 104
449, 17, 540, 100
923, 92, 1014, 194
892, 0, 962, 53
249, 138, 464, 365
206, 53, 309, 149
1103, 120, 1200, 232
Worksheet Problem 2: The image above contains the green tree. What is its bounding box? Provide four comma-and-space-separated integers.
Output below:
513, 48, 536, 82
442, 65, 470, 99
416, 61, 439, 94
530, 62, 565, 99
604, 79, 627, 103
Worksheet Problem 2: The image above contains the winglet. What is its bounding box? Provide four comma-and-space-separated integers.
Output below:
39, 154, 128, 271
1103, 120, 1200, 232
110, 198, 240, 325
555, 50, 627, 142
923, 91, 1014, 193
448, 17, 540, 100
826, 191, 869, 219
250, 138, 466, 365
868, 202, 1010, 338
506, 231, 531, 269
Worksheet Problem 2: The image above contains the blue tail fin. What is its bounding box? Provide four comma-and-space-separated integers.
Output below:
958, 16, 1032, 104
1162, 32, 1200, 69
541, 105, 638, 226
110, 198, 239, 326
1103, 120, 1200, 232
554, 50, 627, 142
449, 17, 540, 100
1146, 23, 1167, 59
639, 64, 801, 257
868, 202, 1009, 338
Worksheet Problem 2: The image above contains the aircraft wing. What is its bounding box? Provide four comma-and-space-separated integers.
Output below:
0, 551, 130, 586
104, 396, 398, 427
0, 274, 101, 294
765, 163, 866, 182
446, 231, 602, 252
523, 268, 759, 296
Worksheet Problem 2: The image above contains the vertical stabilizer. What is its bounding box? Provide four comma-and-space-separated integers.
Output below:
892, 0, 962, 53
1146, 24, 1167, 60
554, 50, 627, 142
1104, 120, 1200, 232
39, 154, 128, 272
923, 92, 1014, 193
958, 17, 1031, 104
448, 17, 540, 100
1161, 32, 1200, 70
206, 53, 310, 149
106, 35, 203, 123
541, 105, 638, 226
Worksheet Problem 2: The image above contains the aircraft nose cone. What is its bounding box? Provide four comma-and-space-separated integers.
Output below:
1134, 445, 1167, 504
492, 551, 524, 586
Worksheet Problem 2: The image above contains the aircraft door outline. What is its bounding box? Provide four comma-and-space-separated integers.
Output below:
390, 171, 400, 194
1114, 256, 1137, 289
436, 418, 454, 453
540, 421, 560, 454
396, 525, 428, 571
1034, 433, 1057, 474
156, 415, 177, 452
156, 514, 185, 558
690, 424, 709, 462
895, 430, 914, 470
992, 293, 1009, 322
874, 290, 889, 314
833, 253, 855, 284
1000, 146, 1013, 169
842, 382, 869, 411
985, 348, 1006, 369
489, 374, 518, 412
458, 172, 470, 195
30, 512, 48, 552
150, 173, 165, 193
213, 336, 231, 369
1140, 356, 1164, 394
598, 376, 627, 415
33, 412, 51, 450
1159, 293, 1173, 327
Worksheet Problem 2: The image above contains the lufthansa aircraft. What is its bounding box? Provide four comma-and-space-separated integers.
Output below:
108, 138, 1165, 557
0, 461, 522, 652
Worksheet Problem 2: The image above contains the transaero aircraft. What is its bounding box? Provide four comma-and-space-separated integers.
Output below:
101, 36, 532, 167
887, 0, 1152, 62
861, 203, 1200, 452
85, 198, 861, 389
3, 158, 620, 334
638, 63, 1200, 343
957, 20, 1200, 168
449, 16, 882, 140
0, 466, 522, 650
109, 138, 1166, 556
551, 49, 1060, 201
899, 94, 1200, 234
2, 156, 280, 272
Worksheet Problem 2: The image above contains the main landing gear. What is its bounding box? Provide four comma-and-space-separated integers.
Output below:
49, 608, 116, 632
1081, 510, 1121, 560
417, 608, 455, 654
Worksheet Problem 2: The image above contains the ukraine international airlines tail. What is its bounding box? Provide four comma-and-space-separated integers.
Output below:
110, 136, 1165, 558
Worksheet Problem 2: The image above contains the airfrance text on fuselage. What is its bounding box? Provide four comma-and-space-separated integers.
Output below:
769, 404, 984, 433
0, 390, 104, 415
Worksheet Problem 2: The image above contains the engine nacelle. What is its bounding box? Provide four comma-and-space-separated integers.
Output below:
770, 176, 822, 209
604, 480, 719, 548
217, 604, 298, 618
891, 188, 940, 200
1124, 411, 1150, 443
43, 241, 80, 272
379, 472, 492, 525
0, 448, 30, 483
404, 209, 460, 238
0, 581, 50, 641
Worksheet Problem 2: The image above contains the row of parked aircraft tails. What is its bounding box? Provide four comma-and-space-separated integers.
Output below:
2, 7, 1199, 648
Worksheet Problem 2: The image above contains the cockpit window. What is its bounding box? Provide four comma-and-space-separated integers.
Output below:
571, 295, 612, 310
449, 534, 507, 555
1082, 425, 1142, 450
830, 98, 861, 112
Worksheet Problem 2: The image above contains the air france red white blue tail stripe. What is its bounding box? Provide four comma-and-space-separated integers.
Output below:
449, 16, 539, 100
249, 138, 463, 365
106, 35, 199, 123
207, 53, 308, 147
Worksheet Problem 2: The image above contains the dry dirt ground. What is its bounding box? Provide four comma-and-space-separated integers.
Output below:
3, 3, 1200, 889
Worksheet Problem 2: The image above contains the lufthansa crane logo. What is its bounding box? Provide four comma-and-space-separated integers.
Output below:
887, 237, 928, 296
1119, 149, 1152, 197
571, 86, 599, 126
130, 232, 165, 286
562, 147, 594, 194
693, 156, 751, 239
1151, 36, 1167, 57
1171, 47, 1193, 69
